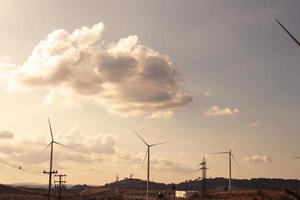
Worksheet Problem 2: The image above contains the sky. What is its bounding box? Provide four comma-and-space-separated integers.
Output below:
0, 0, 299, 185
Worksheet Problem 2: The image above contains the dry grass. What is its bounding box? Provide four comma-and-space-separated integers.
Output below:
0, 185, 297, 200
206, 190, 295, 200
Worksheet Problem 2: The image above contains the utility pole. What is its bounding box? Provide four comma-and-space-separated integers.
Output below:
199, 156, 209, 199
115, 173, 119, 199
129, 173, 133, 200
150, 179, 154, 197
229, 150, 232, 192
54, 174, 67, 200
139, 179, 143, 198
43, 169, 58, 200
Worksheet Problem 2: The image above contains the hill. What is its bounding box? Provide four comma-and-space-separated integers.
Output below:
102, 177, 300, 192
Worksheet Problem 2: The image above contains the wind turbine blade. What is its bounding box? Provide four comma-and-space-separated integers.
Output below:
231, 154, 241, 169
38, 142, 52, 156
134, 130, 149, 146
142, 150, 148, 166
209, 151, 228, 155
276, 19, 300, 47
53, 141, 69, 148
48, 118, 54, 141
229, 136, 238, 150
150, 141, 169, 147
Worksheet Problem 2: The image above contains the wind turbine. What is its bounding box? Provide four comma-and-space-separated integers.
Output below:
209, 138, 240, 192
135, 131, 167, 200
40, 118, 67, 200
276, 19, 300, 47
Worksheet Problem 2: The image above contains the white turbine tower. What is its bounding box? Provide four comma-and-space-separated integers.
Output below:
40, 118, 67, 200
209, 137, 240, 192
135, 131, 167, 200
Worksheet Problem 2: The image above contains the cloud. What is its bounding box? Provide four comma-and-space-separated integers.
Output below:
205, 105, 239, 116
0, 144, 23, 154
119, 153, 193, 174
60, 127, 116, 155
178, 152, 186, 157
148, 110, 174, 119
4, 127, 117, 167
204, 91, 211, 96
0, 127, 194, 177
42, 90, 82, 109
247, 121, 275, 128
118, 153, 143, 165
61, 153, 103, 163
152, 158, 194, 173
10, 22, 192, 116
0, 61, 17, 70
0, 130, 14, 139
12, 150, 49, 164
247, 122, 260, 128
243, 155, 273, 163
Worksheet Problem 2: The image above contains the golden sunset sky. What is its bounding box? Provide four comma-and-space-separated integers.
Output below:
0, 0, 299, 185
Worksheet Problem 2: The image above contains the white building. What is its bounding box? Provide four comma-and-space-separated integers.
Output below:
175, 191, 186, 198
175, 190, 199, 199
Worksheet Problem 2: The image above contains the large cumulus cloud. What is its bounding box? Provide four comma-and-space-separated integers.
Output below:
14, 22, 192, 116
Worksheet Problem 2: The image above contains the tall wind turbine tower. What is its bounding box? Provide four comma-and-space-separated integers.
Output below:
209, 139, 239, 192
135, 131, 167, 200
276, 19, 300, 47
41, 118, 67, 200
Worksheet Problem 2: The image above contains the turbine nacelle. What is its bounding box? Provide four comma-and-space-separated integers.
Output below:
208, 150, 240, 168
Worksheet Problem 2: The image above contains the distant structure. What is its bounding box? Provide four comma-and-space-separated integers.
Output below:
41, 118, 67, 200
54, 174, 67, 200
115, 173, 119, 198
129, 173, 133, 199
135, 131, 168, 200
209, 138, 239, 192
199, 156, 209, 198
276, 19, 300, 47
175, 190, 199, 199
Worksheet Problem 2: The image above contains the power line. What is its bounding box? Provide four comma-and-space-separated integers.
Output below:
54, 174, 67, 200
43, 169, 58, 200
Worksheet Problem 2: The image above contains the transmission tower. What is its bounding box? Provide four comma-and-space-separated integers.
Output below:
199, 156, 209, 199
